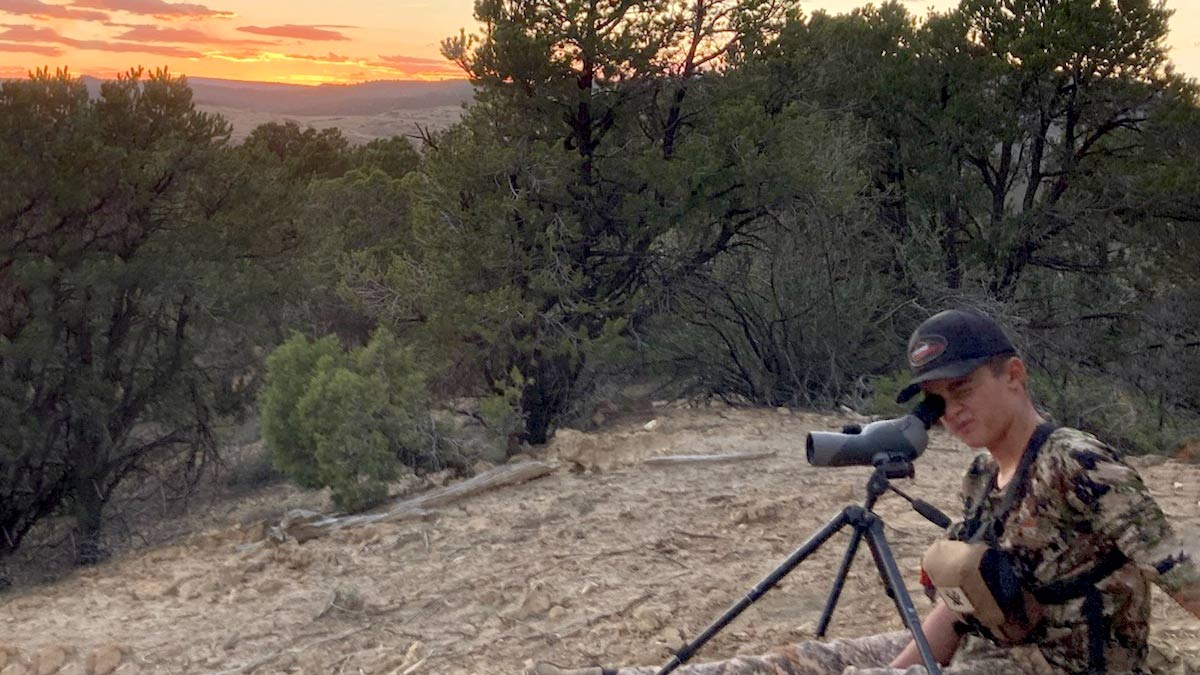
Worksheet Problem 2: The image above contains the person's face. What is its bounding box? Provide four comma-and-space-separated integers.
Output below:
919, 358, 1025, 449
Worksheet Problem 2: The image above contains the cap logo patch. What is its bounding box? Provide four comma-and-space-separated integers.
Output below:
910, 337, 946, 368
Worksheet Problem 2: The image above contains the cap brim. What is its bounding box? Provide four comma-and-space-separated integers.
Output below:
895, 356, 993, 403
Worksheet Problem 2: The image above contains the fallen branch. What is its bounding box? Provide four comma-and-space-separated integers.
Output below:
643, 451, 776, 466
236, 462, 558, 551
331, 461, 557, 530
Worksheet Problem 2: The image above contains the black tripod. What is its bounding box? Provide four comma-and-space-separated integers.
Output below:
655, 458, 950, 675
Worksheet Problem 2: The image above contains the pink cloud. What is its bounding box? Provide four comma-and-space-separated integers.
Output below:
372, 54, 461, 78
237, 24, 350, 41
0, 0, 109, 21
0, 64, 31, 77
115, 25, 268, 45
375, 53, 456, 69
0, 40, 64, 55
0, 24, 69, 41
0, 24, 203, 56
70, 0, 231, 19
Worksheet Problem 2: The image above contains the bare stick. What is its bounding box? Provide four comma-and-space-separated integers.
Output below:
643, 451, 776, 466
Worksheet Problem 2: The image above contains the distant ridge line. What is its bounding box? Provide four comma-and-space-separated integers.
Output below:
73, 74, 475, 117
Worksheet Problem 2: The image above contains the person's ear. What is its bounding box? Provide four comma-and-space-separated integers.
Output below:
1005, 357, 1027, 389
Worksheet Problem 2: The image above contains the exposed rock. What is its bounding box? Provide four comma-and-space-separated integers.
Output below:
31, 646, 69, 675
276, 509, 328, 544
85, 646, 124, 675
503, 587, 552, 621
0, 647, 18, 671
632, 603, 670, 634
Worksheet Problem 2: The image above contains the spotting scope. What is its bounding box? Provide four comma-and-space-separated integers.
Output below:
806, 395, 945, 467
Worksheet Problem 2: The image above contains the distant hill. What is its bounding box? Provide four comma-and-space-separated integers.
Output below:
76, 75, 474, 143
81, 75, 475, 117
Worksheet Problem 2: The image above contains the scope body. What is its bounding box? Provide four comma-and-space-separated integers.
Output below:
806, 396, 945, 468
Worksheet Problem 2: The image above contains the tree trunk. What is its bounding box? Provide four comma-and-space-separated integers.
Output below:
942, 200, 963, 290
70, 419, 111, 566
518, 352, 579, 446
72, 471, 108, 566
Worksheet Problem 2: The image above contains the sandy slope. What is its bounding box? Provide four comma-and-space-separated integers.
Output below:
1, 405, 1198, 674
197, 105, 465, 144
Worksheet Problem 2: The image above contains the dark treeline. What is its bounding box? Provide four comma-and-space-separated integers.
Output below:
2, 0, 1198, 569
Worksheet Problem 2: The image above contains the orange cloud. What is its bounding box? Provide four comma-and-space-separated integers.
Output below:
0, 40, 63, 55
70, 0, 231, 19
0, 64, 30, 77
208, 49, 359, 67
0, 24, 203, 56
237, 24, 351, 41
115, 25, 268, 44
374, 53, 460, 75
0, 0, 108, 21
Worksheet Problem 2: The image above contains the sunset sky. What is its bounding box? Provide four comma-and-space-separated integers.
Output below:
0, 0, 1197, 85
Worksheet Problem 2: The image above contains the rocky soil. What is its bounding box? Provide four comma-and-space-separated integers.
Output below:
1, 405, 1198, 674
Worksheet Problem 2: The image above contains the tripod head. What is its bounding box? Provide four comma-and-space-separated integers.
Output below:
860, 459, 951, 530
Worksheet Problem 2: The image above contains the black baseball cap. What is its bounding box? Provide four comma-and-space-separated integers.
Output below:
896, 309, 1017, 403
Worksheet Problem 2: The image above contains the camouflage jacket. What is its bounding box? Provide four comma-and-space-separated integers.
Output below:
943, 427, 1198, 674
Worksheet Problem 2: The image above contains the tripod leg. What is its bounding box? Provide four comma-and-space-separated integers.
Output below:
654, 508, 855, 675
862, 519, 943, 675
816, 525, 865, 637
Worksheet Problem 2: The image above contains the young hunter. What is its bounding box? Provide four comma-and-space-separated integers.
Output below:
532, 309, 1200, 675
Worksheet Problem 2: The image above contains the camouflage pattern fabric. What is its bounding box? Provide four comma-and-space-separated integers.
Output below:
596, 633, 1047, 675
942, 427, 1200, 674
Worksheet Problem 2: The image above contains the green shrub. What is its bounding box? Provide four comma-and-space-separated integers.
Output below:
259, 328, 466, 512
863, 370, 911, 419
1030, 372, 1200, 456
259, 334, 342, 488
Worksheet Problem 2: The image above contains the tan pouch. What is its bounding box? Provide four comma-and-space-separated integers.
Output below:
921, 539, 1042, 643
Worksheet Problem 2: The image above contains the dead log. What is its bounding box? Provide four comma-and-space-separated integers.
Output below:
287, 461, 557, 536
642, 451, 777, 466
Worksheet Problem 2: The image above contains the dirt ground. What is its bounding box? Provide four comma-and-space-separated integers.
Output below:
1, 404, 1198, 674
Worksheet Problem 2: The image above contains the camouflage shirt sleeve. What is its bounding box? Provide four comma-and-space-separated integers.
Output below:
1048, 430, 1200, 598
